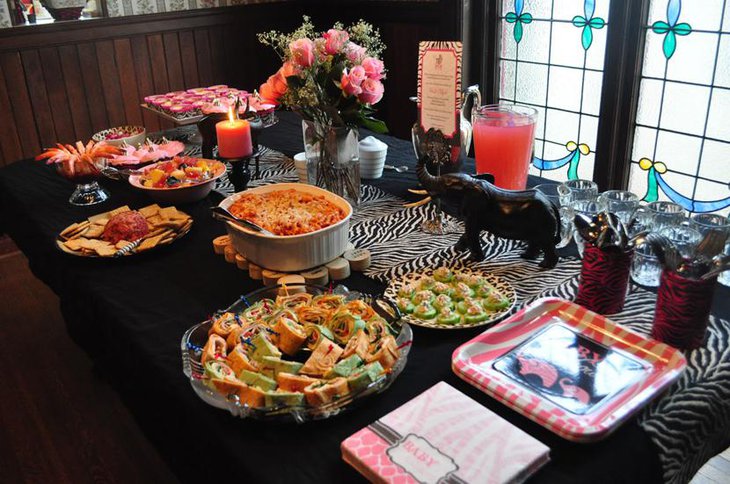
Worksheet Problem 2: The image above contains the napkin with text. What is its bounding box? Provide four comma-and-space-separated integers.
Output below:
341, 381, 550, 484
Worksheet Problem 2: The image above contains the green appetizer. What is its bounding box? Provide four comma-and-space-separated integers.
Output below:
436, 307, 461, 325
413, 301, 437, 319
397, 267, 512, 326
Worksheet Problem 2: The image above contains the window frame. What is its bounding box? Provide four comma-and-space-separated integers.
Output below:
468, 0, 652, 192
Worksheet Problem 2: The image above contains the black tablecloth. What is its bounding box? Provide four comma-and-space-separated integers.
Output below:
4, 110, 711, 483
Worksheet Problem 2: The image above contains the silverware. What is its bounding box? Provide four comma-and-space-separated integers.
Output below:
384, 164, 409, 173
645, 232, 682, 271
701, 254, 730, 280
211, 206, 275, 236
113, 239, 142, 257
694, 229, 728, 262
101, 166, 143, 180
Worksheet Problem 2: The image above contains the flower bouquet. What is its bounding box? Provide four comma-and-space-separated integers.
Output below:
258, 17, 387, 205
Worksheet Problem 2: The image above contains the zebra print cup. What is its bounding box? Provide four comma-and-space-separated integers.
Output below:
652, 270, 716, 350
575, 245, 633, 315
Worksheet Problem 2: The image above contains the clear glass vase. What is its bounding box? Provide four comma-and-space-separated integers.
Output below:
302, 120, 361, 206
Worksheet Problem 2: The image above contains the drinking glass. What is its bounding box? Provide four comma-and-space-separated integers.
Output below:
630, 224, 701, 287
598, 190, 639, 226
472, 104, 538, 190
631, 201, 686, 234
558, 179, 598, 204
534, 183, 573, 248
572, 199, 602, 257
690, 213, 730, 286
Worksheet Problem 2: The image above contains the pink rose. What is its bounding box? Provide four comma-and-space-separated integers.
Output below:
357, 78, 384, 105
361, 57, 385, 80
323, 29, 349, 55
289, 38, 315, 68
348, 65, 367, 86
341, 69, 362, 96
344, 42, 366, 63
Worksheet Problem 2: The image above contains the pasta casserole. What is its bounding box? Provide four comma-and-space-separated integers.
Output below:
228, 189, 346, 236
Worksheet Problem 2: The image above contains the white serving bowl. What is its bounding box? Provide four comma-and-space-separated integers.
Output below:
92, 125, 146, 148
219, 183, 352, 272
128, 159, 226, 204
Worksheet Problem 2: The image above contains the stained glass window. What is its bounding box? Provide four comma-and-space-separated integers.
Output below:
498, 0, 610, 182
628, 0, 730, 215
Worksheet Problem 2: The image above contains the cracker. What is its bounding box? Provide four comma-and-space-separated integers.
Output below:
139, 204, 161, 218
94, 243, 117, 257
137, 234, 164, 252
108, 205, 131, 217
64, 237, 87, 251
147, 215, 163, 228
61, 221, 90, 239
60, 222, 80, 237
79, 238, 104, 250
158, 206, 179, 220
85, 224, 105, 238
115, 240, 131, 249
87, 213, 110, 225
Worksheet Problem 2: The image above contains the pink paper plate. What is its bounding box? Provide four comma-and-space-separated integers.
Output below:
452, 297, 686, 442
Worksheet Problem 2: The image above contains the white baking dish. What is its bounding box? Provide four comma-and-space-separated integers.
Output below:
218, 183, 352, 272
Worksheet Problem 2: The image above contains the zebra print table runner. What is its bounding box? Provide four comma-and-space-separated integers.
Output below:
214, 146, 729, 484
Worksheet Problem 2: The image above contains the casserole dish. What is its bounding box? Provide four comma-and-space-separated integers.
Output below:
218, 183, 352, 272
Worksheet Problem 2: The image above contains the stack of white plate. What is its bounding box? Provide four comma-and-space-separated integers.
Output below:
358, 136, 388, 179
293, 152, 309, 184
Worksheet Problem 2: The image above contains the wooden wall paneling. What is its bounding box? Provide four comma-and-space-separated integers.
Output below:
146, 34, 174, 129
38, 47, 76, 145
207, 28, 226, 85
178, 30, 200, 88
2, 52, 42, 157
19, 50, 57, 150
147, 34, 170, 95
162, 32, 185, 91
76, 43, 109, 134
193, 29, 213, 87
94, 40, 126, 128
113, 39, 144, 127
57, 45, 93, 142
129, 36, 161, 133
0, 65, 24, 164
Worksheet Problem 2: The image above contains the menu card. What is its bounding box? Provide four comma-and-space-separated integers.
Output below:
341, 381, 550, 484
417, 41, 462, 139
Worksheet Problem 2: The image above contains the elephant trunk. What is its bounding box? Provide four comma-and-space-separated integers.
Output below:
416, 157, 445, 194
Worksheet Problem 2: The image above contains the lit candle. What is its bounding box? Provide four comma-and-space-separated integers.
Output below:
216, 108, 253, 159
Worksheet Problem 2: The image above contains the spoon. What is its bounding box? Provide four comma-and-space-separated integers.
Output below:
101, 166, 143, 180
695, 229, 728, 262
211, 206, 275, 236
384, 164, 409, 173
645, 232, 681, 271
701, 254, 730, 280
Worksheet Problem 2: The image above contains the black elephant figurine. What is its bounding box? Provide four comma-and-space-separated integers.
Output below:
416, 158, 561, 268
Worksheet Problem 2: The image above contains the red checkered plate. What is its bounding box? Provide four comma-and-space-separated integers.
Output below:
451, 297, 686, 442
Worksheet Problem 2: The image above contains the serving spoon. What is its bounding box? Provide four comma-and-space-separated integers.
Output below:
100, 166, 143, 180
211, 206, 275, 236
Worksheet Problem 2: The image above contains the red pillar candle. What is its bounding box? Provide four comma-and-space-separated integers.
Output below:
216, 115, 253, 159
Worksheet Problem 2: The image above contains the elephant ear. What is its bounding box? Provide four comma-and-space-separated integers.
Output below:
474, 173, 495, 184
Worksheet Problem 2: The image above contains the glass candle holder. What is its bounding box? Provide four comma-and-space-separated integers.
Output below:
575, 245, 634, 314
572, 199, 602, 257
652, 270, 716, 350
690, 213, 730, 287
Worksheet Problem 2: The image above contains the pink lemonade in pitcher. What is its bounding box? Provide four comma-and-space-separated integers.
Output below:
472, 104, 538, 190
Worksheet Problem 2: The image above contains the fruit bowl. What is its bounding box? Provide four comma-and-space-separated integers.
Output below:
92, 125, 146, 148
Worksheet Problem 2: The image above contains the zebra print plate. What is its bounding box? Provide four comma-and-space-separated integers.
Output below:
383, 267, 516, 330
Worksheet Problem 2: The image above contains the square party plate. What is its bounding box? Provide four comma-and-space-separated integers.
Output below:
451, 298, 687, 442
